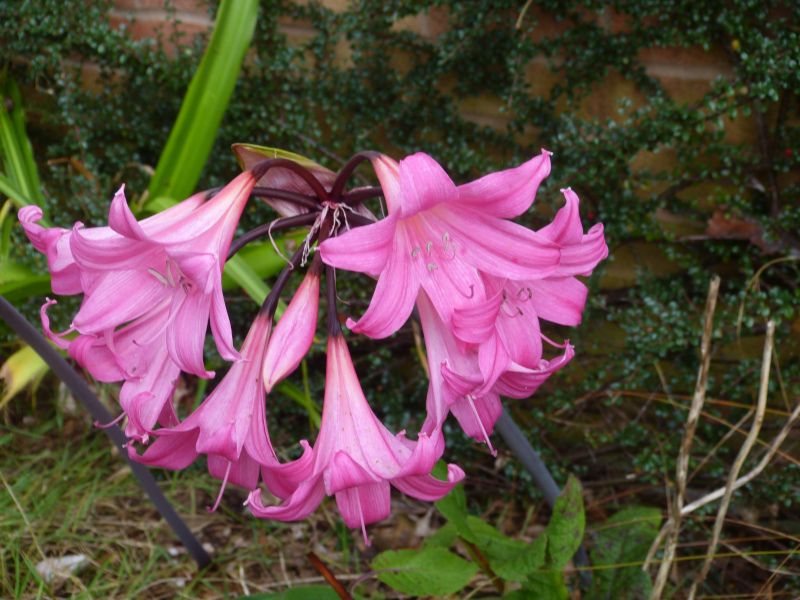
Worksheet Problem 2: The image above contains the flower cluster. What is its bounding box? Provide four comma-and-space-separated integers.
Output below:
21, 148, 606, 544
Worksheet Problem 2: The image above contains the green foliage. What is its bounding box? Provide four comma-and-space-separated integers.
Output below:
586, 507, 662, 600
372, 547, 478, 596
425, 474, 584, 596
231, 586, 342, 600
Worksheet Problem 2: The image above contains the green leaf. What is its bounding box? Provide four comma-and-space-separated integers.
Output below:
445, 514, 545, 583
544, 475, 585, 569
587, 507, 661, 600
1, 344, 48, 409
0, 65, 45, 209
522, 570, 570, 600
230, 585, 341, 600
372, 547, 477, 596
145, 0, 259, 207
465, 515, 527, 563
434, 482, 478, 543
423, 521, 459, 549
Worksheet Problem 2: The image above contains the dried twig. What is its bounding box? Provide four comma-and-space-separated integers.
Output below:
649, 276, 720, 600
686, 321, 774, 600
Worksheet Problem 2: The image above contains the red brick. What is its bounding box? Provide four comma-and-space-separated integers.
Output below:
109, 13, 210, 56
427, 6, 449, 38
138, 0, 211, 13
114, 0, 140, 9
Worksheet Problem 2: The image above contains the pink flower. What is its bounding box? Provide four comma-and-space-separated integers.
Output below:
452, 188, 608, 370
262, 257, 322, 393
247, 334, 464, 545
40, 298, 181, 443
129, 311, 314, 511
65, 171, 258, 377
18, 206, 82, 295
319, 151, 560, 339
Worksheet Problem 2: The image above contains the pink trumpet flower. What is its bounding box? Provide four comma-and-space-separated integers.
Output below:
65, 171, 259, 378
451, 187, 608, 370
248, 334, 464, 545
319, 151, 560, 339
129, 311, 314, 512
40, 298, 180, 443
18, 206, 82, 295
262, 256, 322, 393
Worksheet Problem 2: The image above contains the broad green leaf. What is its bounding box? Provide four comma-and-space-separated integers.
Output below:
587, 507, 661, 600
521, 570, 570, 600
435, 482, 478, 543
423, 521, 458, 549
0, 65, 45, 209
0, 345, 48, 409
372, 547, 477, 596
145, 0, 259, 207
230, 585, 341, 600
466, 515, 527, 563
544, 475, 585, 569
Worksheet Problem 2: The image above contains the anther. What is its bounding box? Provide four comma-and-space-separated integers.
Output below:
426, 241, 433, 253
442, 232, 450, 242
428, 263, 438, 271
411, 247, 420, 257
517, 287, 533, 300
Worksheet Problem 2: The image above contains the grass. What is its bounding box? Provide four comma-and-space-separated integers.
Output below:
2, 330, 800, 599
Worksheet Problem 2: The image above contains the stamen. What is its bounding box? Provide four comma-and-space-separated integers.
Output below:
148, 268, 169, 286
466, 395, 496, 456
94, 412, 126, 429
267, 219, 293, 268
442, 232, 450, 242
166, 262, 176, 287
427, 263, 438, 271
426, 241, 433, 253
207, 460, 233, 513
541, 333, 568, 348
411, 247, 420, 257
356, 488, 371, 547
517, 287, 533, 300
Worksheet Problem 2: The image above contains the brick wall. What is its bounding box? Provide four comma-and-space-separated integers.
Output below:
109, 0, 748, 148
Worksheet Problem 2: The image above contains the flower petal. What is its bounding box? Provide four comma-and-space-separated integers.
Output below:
434, 204, 561, 280
398, 153, 458, 218
247, 476, 326, 522
393, 463, 465, 502
335, 482, 391, 528
166, 288, 214, 378
346, 226, 420, 338
319, 209, 399, 276
528, 277, 588, 326
456, 149, 552, 218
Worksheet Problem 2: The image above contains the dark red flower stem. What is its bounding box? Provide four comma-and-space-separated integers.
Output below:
227, 213, 318, 260
339, 186, 384, 206
329, 151, 382, 202
259, 237, 318, 320
250, 187, 323, 211
250, 158, 330, 202
325, 263, 341, 339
